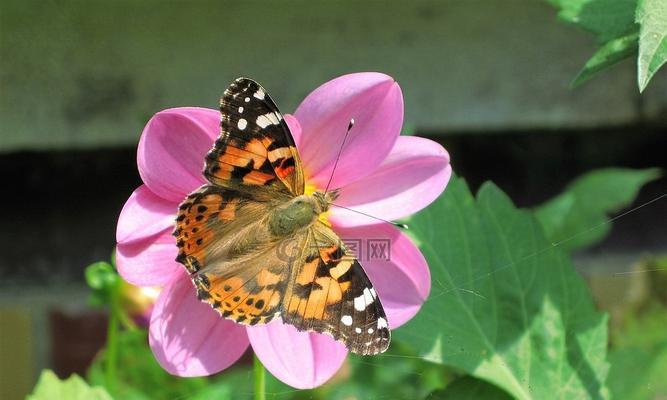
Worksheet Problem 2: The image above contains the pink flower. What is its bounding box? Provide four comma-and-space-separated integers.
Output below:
116, 72, 451, 389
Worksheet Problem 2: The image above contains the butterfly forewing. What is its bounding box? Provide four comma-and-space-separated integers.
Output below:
205, 78, 304, 197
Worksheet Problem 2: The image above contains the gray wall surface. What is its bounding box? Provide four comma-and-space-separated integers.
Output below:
2, 0, 665, 152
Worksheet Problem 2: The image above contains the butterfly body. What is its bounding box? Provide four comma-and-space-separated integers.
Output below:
268, 192, 327, 237
173, 78, 390, 355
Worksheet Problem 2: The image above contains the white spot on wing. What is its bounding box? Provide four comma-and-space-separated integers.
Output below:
355, 327, 362, 333
256, 112, 281, 128
368, 328, 374, 334
354, 287, 375, 311
341, 315, 353, 326
244, 97, 250, 103
363, 288, 375, 304
354, 295, 366, 311
237, 118, 247, 130
238, 106, 244, 113
254, 88, 265, 100
377, 317, 388, 329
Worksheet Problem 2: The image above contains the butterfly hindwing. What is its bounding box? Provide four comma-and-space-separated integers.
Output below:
282, 222, 391, 355
174, 184, 299, 325
205, 78, 304, 197
192, 239, 299, 326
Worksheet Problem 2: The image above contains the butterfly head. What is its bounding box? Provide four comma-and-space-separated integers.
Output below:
312, 190, 339, 214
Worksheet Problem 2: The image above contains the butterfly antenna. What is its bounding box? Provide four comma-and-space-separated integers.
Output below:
330, 203, 409, 229
324, 119, 355, 194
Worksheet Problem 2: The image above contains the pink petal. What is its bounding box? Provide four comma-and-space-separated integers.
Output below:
247, 322, 347, 389
138, 107, 218, 202
330, 136, 451, 227
149, 270, 250, 377
283, 114, 302, 146
116, 229, 182, 287
116, 185, 176, 244
294, 73, 403, 189
334, 223, 430, 329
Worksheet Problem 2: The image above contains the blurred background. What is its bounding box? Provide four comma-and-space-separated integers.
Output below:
1, 1, 666, 399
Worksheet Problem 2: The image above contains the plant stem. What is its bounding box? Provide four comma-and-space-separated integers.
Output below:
105, 291, 120, 393
117, 308, 138, 331
253, 354, 266, 400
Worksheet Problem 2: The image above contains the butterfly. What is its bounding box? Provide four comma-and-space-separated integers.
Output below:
173, 78, 390, 355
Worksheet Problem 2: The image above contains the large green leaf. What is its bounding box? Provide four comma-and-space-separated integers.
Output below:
28, 370, 112, 400
395, 176, 610, 399
534, 168, 661, 253
636, 0, 667, 91
429, 376, 513, 399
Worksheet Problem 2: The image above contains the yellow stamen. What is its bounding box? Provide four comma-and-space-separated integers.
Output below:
304, 183, 317, 196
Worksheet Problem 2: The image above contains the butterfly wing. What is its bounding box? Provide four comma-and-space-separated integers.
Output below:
192, 233, 307, 326
175, 189, 391, 353
204, 78, 304, 197
175, 77, 307, 323
281, 222, 391, 355
175, 184, 308, 325
174, 184, 269, 274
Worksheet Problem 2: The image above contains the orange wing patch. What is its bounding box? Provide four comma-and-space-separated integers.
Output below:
193, 271, 284, 325
173, 185, 242, 273
192, 255, 292, 326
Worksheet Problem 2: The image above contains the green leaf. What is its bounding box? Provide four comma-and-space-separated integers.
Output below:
608, 344, 667, 399
534, 168, 661, 252
88, 329, 211, 400
320, 346, 449, 400
429, 376, 512, 399
548, 0, 642, 85
85, 261, 118, 291
607, 304, 667, 399
189, 369, 250, 400
85, 261, 121, 307
636, 0, 667, 91
27, 370, 112, 400
396, 176, 610, 400
550, 0, 638, 42
572, 31, 639, 87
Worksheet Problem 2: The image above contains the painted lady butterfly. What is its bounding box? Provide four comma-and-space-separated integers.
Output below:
173, 78, 390, 355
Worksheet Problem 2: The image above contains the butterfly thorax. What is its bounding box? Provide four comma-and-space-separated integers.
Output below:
268, 191, 335, 237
